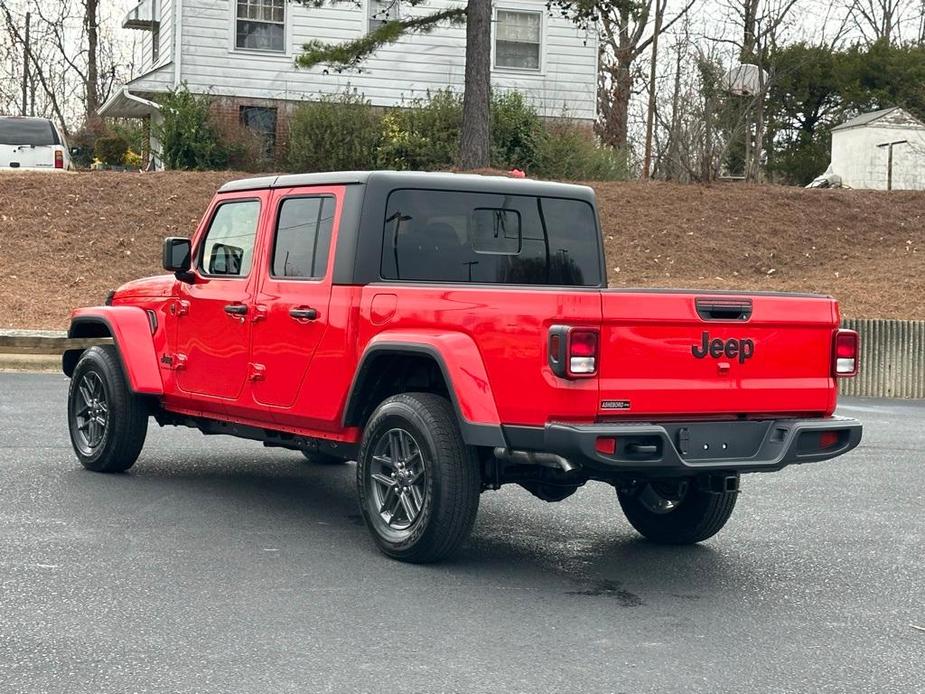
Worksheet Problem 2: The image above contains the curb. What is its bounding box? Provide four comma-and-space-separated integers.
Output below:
0, 329, 112, 373
0, 353, 61, 372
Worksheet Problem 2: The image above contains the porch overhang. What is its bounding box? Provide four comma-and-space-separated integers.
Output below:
98, 88, 161, 119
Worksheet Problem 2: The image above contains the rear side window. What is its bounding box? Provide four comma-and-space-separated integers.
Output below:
271, 196, 335, 279
199, 200, 261, 277
0, 118, 58, 146
380, 189, 601, 286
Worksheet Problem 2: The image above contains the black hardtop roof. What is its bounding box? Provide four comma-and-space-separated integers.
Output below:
218, 170, 595, 200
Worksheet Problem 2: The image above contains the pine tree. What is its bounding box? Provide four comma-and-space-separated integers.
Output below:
293, 0, 491, 169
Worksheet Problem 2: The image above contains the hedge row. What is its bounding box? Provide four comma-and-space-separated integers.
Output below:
157, 86, 629, 181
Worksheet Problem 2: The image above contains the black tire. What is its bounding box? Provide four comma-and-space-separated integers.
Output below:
617, 480, 737, 545
67, 345, 148, 473
356, 393, 480, 563
300, 450, 348, 465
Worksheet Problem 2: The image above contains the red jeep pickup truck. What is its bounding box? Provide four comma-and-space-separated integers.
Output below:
64, 171, 862, 563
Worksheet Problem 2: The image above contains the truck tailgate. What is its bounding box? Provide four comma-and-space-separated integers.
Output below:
598, 291, 839, 417
0, 143, 58, 170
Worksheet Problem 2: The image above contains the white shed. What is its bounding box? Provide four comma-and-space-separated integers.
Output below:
828, 107, 925, 190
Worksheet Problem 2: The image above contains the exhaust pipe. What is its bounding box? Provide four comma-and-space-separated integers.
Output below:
493, 447, 578, 473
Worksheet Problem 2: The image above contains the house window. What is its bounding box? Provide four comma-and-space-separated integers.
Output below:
368, 0, 399, 32
495, 10, 541, 70
240, 106, 278, 155
236, 0, 285, 52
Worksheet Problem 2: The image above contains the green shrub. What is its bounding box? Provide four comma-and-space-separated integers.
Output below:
94, 135, 130, 166
377, 89, 463, 170
287, 91, 382, 173
490, 90, 542, 171
280, 87, 628, 180
534, 120, 630, 181
107, 120, 146, 154
156, 84, 228, 170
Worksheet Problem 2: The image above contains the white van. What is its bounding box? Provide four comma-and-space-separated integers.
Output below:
0, 116, 71, 171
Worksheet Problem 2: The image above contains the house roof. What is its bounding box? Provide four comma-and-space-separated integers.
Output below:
832, 107, 925, 131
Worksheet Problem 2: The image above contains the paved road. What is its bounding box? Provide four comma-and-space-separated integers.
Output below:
0, 374, 922, 694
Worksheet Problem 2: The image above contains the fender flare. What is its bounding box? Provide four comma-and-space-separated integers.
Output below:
345, 331, 506, 448
63, 307, 163, 395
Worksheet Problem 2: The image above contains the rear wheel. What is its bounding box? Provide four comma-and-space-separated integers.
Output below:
617, 479, 737, 544
67, 345, 148, 473
356, 393, 480, 563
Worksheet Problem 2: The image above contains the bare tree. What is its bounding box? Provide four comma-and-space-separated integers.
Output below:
554, 0, 697, 149
1, 3, 73, 129
846, 0, 905, 43
0, 0, 128, 131
33, 0, 118, 125
708, 0, 801, 180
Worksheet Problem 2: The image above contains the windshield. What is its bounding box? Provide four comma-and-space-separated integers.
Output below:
0, 118, 59, 146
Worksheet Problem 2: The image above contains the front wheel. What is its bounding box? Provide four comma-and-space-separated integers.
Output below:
617, 479, 737, 544
67, 345, 148, 473
356, 393, 480, 563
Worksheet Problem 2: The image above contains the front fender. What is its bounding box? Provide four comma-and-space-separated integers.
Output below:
65, 306, 163, 395
353, 330, 505, 448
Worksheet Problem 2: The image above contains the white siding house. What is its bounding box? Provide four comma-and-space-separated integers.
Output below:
101, 0, 598, 168
827, 107, 925, 190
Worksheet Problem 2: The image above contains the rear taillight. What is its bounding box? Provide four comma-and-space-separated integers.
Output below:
568, 329, 598, 376
54, 150, 64, 169
833, 329, 859, 377
548, 326, 600, 378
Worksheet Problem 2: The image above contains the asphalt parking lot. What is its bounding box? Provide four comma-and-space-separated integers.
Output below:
0, 373, 922, 693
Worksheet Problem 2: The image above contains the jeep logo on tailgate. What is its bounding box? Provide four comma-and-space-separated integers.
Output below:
692, 331, 754, 364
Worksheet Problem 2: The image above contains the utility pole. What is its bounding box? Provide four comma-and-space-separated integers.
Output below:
642, 0, 665, 179
877, 139, 908, 191
21, 11, 29, 117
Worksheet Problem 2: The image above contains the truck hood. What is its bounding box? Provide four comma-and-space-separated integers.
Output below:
114, 274, 177, 300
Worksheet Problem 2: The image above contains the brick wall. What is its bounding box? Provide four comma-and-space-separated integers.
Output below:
209, 95, 301, 165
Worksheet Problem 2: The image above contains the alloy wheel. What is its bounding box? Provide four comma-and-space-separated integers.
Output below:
72, 371, 109, 454
368, 428, 428, 534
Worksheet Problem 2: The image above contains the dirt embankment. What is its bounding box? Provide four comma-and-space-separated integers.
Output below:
0, 171, 922, 329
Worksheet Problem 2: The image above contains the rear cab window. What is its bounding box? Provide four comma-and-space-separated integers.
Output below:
0, 118, 59, 146
380, 189, 602, 286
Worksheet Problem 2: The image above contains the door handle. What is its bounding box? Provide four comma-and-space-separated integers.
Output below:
224, 304, 248, 317
289, 307, 318, 321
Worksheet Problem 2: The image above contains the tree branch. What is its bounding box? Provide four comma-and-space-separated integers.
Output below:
295, 7, 466, 70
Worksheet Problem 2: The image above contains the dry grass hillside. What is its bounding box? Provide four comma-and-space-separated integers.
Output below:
0, 171, 922, 329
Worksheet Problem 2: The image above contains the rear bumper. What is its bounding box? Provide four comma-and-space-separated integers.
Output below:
541, 416, 862, 475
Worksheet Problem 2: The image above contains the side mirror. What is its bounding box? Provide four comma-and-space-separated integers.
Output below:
163, 237, 192, 278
